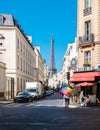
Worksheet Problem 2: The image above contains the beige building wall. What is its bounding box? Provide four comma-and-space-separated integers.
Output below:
0, 62, 6, 100
77, 0, 100, 69
0, 26, 37, 97
34, 47, 46, 83
0, 14, 48, 100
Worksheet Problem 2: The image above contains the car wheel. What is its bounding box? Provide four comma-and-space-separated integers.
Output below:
14, 99, 17, 103
29, 98, 32, 102
31, 98, 33, 102
27, 99, 29, 102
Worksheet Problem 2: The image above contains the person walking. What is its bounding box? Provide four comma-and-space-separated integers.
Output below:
82, 95, 91, 107
79, 90, 84, 104
63, 94, 70, 107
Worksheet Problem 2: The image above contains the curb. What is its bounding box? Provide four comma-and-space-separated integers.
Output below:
0, 101, 13, 105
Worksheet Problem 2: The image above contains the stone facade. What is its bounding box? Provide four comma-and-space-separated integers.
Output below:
77, 0, 100, 69
0, 14, 47, 99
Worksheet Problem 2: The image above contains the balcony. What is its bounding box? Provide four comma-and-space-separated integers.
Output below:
78, 34, 94, 47
75, 66, 95, 72
83, 63, 91, 67
83, 7, 91, 16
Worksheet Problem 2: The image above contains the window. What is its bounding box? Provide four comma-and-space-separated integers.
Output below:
84, 51, 91, 65
0, 34, 5, 46
0, 52, 3, 61
17, 55, 19, 69
84, 0, 91, 15
85, 21, 91, 41
20, 78, 22, 91
20, 42, 22, 52
17, 38, 19, 49
17, 78, 19, 91
21, 58, 22, 71
23, 45, 25, 54
23, 60, 25, 72
23, 79, 25, 90
85, 21, 91, 35
0, 16, 3, 25
85, 0, 91, 9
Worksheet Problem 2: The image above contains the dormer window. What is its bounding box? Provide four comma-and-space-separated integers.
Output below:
0, 16, 4, 25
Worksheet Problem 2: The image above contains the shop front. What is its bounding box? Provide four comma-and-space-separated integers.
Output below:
70, 71, 100, 103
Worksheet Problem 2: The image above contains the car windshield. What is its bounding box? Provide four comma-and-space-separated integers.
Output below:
27, 89, 36, 93
17, 92, 28, 96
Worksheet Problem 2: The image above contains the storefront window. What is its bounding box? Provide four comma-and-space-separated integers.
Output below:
81, 86, 93, 96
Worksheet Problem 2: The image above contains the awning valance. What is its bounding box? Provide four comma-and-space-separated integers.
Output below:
75, 82, 95, 87
70, 72, 100, 82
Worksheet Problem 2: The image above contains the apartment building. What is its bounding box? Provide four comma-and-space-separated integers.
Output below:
61, 39, 77, 86
70, 0, 100, 100
0, 14, 47, 100
34, 46, 48, 83
0, 61, 6, 100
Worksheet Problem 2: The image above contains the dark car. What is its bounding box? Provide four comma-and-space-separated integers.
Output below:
41, 91, 46, 99
14, 91, 33, 103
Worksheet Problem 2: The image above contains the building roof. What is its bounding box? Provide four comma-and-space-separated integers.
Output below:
0, 14, 15, 26
0, 14, 35, 51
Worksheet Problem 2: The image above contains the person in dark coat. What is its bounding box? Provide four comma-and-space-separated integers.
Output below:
63, 94, 70, 107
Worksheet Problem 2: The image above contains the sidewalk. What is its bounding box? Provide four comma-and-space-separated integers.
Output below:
69, 103, 81, 108
0, 100, 13, 105
59, 98, 82, 108
69, 102, 100, 109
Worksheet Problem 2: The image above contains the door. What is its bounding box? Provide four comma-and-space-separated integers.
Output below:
11, 78, 14, 99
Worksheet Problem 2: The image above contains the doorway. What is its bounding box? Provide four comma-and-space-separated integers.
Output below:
96, 84, 100, 100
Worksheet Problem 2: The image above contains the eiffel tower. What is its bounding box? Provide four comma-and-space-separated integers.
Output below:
48, 36, 57, 78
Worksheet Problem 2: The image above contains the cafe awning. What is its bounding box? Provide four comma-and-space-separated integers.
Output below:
75, 82, 95, 87
70, 72, 100, 82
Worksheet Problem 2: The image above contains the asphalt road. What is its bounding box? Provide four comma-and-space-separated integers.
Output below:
0, 92, 100, 130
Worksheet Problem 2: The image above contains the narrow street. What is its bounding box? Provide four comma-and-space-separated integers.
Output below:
0, 92, 100, 130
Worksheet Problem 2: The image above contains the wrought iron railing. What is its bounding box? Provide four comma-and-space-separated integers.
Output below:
83, 7, 91, 15
74, 66, 95, 72
79, 33, 94, 45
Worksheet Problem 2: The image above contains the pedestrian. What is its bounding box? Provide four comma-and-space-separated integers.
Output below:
79, 90, 84, 104
43, 91, 46, 98
82, 95, 91, 107
63, 94, 70, 107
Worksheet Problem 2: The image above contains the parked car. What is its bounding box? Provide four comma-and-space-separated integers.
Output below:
14, 91, 33, 103
41, 91, 46, 99
46, 90, 54, 96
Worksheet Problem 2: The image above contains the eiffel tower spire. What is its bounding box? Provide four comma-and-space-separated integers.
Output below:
49, 36, 57, 78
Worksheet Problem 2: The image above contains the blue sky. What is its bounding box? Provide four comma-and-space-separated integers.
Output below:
1, 0, 77, 72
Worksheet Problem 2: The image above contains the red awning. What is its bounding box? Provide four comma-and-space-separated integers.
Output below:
75, 82, 95, 87
70, 72, 100, 82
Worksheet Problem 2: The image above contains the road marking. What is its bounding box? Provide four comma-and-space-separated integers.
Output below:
0, 122, 51, 126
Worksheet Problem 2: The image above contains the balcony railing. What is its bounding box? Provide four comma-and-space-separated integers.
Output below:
74, 66, 95, 72
83, 63, 91, 67
83, 7, 91, 16
79, 33, 94, 46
